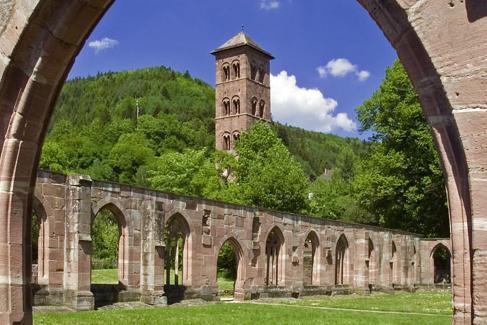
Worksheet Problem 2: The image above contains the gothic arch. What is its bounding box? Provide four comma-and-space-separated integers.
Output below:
367, 238, 377, 286
391, 241, 399, 286
265, 226, 285, 287
91, 201, 130, 287
165, 212, 192, 286
31, 196, 48, 284
0, 1, 485, 322
303, 230, 320, 286
431, 243, 452, 284
335, 234, 350, 285
215, 236, 246, 297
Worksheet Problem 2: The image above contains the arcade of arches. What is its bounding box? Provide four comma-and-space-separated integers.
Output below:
29, 171, 449, 308
1, 1, 487, 324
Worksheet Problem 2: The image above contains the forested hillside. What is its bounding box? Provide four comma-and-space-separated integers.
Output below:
42, 66, 365, 180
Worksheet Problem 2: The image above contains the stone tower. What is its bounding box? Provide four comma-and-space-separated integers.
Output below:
212, 32, 274, 151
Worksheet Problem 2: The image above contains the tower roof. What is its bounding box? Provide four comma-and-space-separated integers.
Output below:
212, 31, 274, 59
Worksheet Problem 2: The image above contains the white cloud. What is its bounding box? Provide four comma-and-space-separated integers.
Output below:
317, 58, 370, 82
271, 71, 357, 133
88, 37, 119, 53
260, 0, 280, 10
357, 70, 371, 82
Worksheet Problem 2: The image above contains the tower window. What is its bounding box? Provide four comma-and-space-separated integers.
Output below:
259, 100, 265, 118
223, 133, 231, 150
222, 64, 230, 82
251, 64, 258, 80
251, 97, 258, 116
233, 61, 240, 79
258, 66, 265, 83
233, 97, 240, 115
223, 98, 230, 116
233, 132, 240, 142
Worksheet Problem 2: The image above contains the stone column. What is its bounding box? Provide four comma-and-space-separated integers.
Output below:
355, 232, 368, 293
140, 200, 165, 305
63, 175, 93, 310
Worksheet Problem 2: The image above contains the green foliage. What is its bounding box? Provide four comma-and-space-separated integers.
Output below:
354, 60, 449, 237
234, 122, 309, 213
92, 210, 119, 269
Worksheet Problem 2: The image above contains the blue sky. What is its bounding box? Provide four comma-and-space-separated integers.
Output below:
70, 0, 397, 138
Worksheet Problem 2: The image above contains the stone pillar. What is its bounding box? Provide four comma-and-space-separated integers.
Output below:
140, 200, 165, 305
355, 232, 368, 293
63, 175, 93, 310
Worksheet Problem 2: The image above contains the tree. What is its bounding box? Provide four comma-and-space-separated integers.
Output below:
354, 60, 449, 237
234, 122, 309, 213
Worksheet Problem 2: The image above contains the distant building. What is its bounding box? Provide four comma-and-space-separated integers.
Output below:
212, 32, 274, 151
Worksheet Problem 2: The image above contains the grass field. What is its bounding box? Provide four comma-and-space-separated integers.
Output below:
34, 290, 452, 325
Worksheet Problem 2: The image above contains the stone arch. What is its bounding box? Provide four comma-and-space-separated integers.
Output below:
303, 230, 320, 286
232, 60, 240, 79
258, 100, 265, 118
0, 1, 485, 322
367, 238, 377, 286
232, 96, 240, 115
91, 201, 130, 287
431, 243, 452, 284
335, 234, 350, 285
251, 97, 258, 116
215, 236, 246, 299
222, 62, 230, 82
232, 131, 240, 143
265, 226, 285, 286
165, 212, 192, 286
222, 97, 230, 116
222, 132, 231, 150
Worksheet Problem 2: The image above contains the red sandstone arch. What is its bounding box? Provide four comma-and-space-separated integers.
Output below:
165, 213, 192, 286
91, 202, 129, 287
215, 236, 246, 300
303, 230, 320, 286
335, 234, 350, 285
264, 226, 285, 286
0, 1, 486, 323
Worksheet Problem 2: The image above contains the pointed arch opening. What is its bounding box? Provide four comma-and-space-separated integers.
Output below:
265, 227, 285, 286
303, 231, 320, 286
164, 213, 191, 287
367, 238, 377, 287
432, 244, 451, 284
390, 241, 399, 286
216, 237, 244, 300
91, 203, 128, 287
335, 234, 349, 285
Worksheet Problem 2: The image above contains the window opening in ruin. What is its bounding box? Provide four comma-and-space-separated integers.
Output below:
368, 238, 376, 286
164, 214, 190, 287
303, 231, 319, 286
335, 234, 349, 285
91, 207, 125, 287
432, 244, 451, 284
216, 239, 242, 299
223, 98, 230, 116
265, 227, 284, 286
391, 241, 397, 285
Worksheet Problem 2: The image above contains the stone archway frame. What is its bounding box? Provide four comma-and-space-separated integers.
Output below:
214, 236, 247, 300
0, 1, 486, 323
91, 198, 130, 287
263, 225, 286, 287
301, 229, 321, 286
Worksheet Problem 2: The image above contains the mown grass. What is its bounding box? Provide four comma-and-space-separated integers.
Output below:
34, 290, 452, 325
91, 269, 118, 284
270, 290, 452, 315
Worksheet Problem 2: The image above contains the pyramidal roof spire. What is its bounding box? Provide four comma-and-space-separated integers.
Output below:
211, 31, 274, 59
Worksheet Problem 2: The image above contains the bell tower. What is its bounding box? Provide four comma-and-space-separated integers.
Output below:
212, 32, 274, 151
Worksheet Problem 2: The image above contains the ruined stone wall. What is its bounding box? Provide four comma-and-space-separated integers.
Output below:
32, 171, 448, 308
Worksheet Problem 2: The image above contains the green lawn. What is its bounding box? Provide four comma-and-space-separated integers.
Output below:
34, 290, 452, 325
91, 269, 118, 284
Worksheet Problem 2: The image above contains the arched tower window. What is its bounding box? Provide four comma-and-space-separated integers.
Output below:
251, 97, 258, 116
233, 97, 240, 115
222, 98, 230, 116
223, 133, 231, 150
258, 65, 265, 83
232, 61, 240, 79
233, 132, 240, 142
259, 100, 265, 118
222, 63, 230, 82
250, 63, 258, 80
